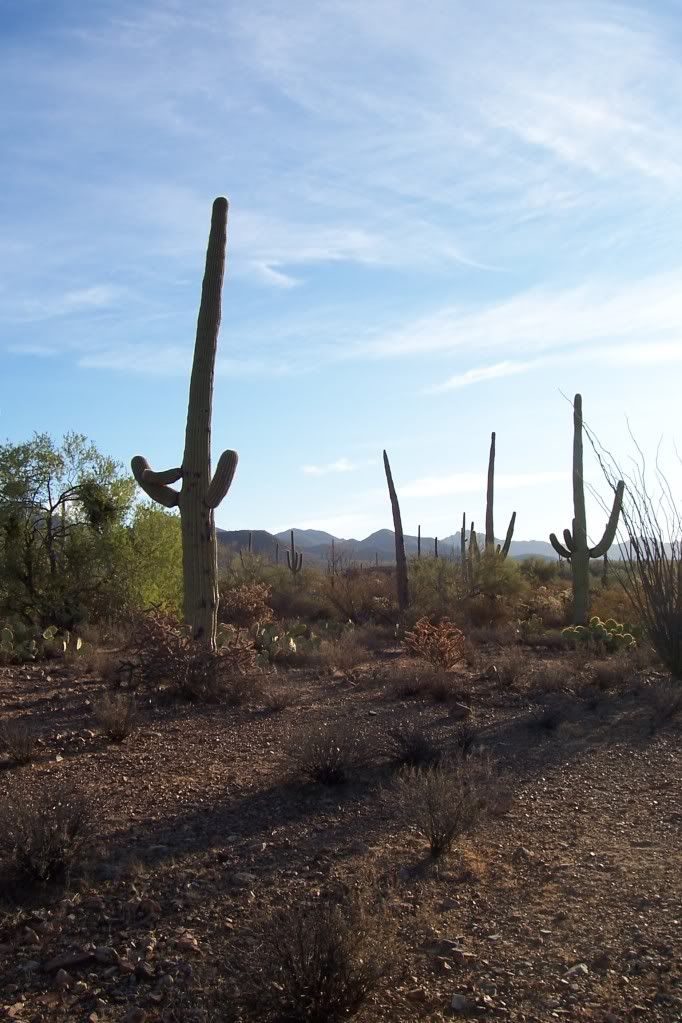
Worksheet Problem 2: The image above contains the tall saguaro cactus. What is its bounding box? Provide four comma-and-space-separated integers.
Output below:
549, 394, 624, 624
485, 432, 516, 558
286, 529, 303, 575
131, 197, 237, 650
383, 450, 409, 613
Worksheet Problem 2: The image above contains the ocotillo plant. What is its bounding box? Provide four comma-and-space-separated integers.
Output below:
286, 529, 303, 575
383, 450, 409, 612
549, 394, 624, 624
131, 197, 237, 650
485, 432, 516, 558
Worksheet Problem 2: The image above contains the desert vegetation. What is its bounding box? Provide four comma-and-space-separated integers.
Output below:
0, 201, 680, 1022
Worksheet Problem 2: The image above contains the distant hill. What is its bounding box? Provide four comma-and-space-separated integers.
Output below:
217, 527, 562, 564
273, 528, 351, 549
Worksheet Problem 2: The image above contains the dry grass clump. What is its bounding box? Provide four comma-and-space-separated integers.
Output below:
640, 679, 682, 732
383, 720, 442, 768
2, 780, 93, 883
0, 717, 36, 764
390, 665, 464, 704
528, 695, 572, 733
591, 655, 632, 691
219, 581, 274, 630
316, 631, 367, 673
286, 721, 368, 785
388, 753, 496, 858
93, 693, 138, 742
404, 617, 466, 671
232, 894, 393, 1023
538, 660, 574, 693
495, 646, 526, 688
121, 611, 257, 702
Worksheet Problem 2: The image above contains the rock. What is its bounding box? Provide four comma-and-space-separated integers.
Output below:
93, 946, 119, 965
451, 992, 473, 1012
53, 968, 71, 989
449, 703, 471, 720
512, 846, 535, 863
45, 950, 95, 972
564, 962, 589, 977
123, 1010, 147, 1023
18, 960, 40, 972
135, 961, 155, 981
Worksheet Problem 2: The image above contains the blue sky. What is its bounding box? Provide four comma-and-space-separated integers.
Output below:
2, 0, 682, 542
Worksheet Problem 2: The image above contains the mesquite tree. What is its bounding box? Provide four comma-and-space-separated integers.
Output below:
383, 450, 409, 612
131, 197, 237, 649
549, 394, 624, 625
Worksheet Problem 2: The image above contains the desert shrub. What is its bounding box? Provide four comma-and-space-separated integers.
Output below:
519, 557, 562, 584
120, 611, 257, 701
261, 683, 292, 713
495, 647, 526, 687
389, 665, 462, 703
452, 720, 480, 757
404, 617, 466, 670
591, 656, 632, 690
354, 622, 398, 653
315, 630, 367, 672
537, 661, 574, 693
408, 557, 462, 619
93, 693, 138, 741
232, 895, 392, 1023
2, 781, 93, 883
640, 679, 682, 732
528, 694, 571, 732
383, 720, 442, 768
470, 551, 525, 601
0, 717, 36, 764
219, 581, 274, 630
324, 567, 396, 624
520, 588, 568, 629
389, 753, 494, 858
286, 721, 368, 785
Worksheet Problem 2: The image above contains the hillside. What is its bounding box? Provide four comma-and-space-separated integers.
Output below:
217, 527, 560, 564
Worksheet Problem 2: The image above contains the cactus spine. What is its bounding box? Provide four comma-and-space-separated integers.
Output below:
131, 197, 237, 650
549, 394, 624, 624
286, 529, 303, 575
485, 431, 516, 558
383, 450, 409, 613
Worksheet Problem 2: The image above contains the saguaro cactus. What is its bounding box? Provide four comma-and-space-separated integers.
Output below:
549, 394, 624, 624
286, 529, 303, 575
383, 450, 409, 612
417, 524, 421, 560
131, 197, 237, 650
485, 432, 516, 558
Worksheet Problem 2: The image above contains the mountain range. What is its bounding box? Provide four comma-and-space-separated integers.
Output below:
216, 527, 561, 564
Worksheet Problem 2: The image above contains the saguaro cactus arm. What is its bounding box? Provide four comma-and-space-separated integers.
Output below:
499, 511, 516, 557
589, 480, 625, 558
131, 456, 181, 508
205, 449, 238, 508
549, 532, 572, 559
383, 449, 409, 612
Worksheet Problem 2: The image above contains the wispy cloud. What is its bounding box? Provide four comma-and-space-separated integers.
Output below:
430, 339, 682, 392
302, 457, 358, 476
402, 470, 568, 500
